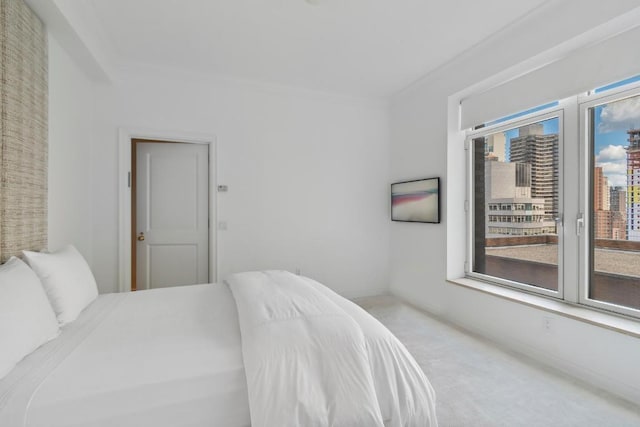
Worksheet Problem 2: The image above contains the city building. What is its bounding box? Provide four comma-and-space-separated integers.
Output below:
509, 124, 559, 222
611, 212, 628, 240
485, 133, 506, 162
610, 186, 627, 240
610, 186, 626, 212
594, 167, 610, 211
594, 166, 612, 239
627, 129, 640, 241
595, 210, 627, 240
484, 161, 552, 236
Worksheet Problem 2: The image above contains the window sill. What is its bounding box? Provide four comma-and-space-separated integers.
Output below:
447, 277, 640, 339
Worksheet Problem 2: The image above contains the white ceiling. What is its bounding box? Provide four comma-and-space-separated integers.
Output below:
84, 0, 549, 97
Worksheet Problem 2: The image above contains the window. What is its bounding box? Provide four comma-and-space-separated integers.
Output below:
468, 114, 561, 296
582, 90, 640, 315
466, 76, 640, 319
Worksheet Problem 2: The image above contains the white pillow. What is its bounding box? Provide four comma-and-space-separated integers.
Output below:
23, 245, 99, 325
0, 257, 60, 380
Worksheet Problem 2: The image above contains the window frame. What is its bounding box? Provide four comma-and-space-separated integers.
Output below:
465, 108, 565, 300
578, 82, 640, 319
462, 78, 640, 321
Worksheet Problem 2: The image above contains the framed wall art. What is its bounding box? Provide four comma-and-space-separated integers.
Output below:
391, 177, 440, 223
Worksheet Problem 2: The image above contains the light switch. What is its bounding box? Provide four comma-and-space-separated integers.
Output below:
218, 221, 228, 230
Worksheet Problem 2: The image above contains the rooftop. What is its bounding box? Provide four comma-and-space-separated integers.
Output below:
486, 244, 640, 277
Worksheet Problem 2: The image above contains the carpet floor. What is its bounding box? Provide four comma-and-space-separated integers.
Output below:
357, 295, 640, 427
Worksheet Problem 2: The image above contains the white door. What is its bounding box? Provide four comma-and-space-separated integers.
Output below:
136, 142, 209, 290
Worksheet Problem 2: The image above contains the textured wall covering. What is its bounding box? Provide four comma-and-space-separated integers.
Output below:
0, 0, 48, 262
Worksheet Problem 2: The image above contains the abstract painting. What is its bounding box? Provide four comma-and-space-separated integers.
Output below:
391, 178, 440, 223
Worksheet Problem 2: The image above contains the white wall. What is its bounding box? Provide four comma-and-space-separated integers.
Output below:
90, 65, 390, 297
389, 1, 640, 404
48, 34, 95, 265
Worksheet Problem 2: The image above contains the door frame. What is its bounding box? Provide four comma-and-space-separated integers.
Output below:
118, 127, 217, 292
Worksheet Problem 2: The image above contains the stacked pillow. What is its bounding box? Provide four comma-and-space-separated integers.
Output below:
0, 245, 99, 380
23, 245, 99, 325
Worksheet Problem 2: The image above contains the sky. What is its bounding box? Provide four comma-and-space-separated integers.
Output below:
591, 75, 640, 188
593, 96, 640, 188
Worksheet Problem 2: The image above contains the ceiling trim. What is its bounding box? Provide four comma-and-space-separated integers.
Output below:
27, 0, 112, 82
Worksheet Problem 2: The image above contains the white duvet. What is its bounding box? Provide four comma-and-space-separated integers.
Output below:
226, 270, 438, 427
0, 272, 437, 427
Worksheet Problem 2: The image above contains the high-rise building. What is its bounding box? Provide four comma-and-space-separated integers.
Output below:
509, 124, 559, 223
595, 210, 627, 240
594, 167, 610, 211
485, 133, 506, 162
609, 186, 627, 240
594, 167, 612, 239
610, 186, 626, 212
627, 129, 640, 241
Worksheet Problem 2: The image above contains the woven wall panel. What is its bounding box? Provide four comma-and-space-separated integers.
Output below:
0, 0, 48, 263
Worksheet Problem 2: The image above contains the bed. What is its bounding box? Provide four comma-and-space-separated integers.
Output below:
1, 255, 437, 427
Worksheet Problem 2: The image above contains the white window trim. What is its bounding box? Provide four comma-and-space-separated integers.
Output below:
459, 80, 640, 323
578, 83, 640, 319
446, 14, 640, 332
465, 108, 565, 300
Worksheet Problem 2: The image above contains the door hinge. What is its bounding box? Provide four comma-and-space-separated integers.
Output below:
128, 172, 131, 188
464, 200, 469, 212
464, 139, 470, 150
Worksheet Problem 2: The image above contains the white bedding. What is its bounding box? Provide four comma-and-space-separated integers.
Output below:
0, 284, 250, 427
226, 271, 438, 427
0, 273, 437, 427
